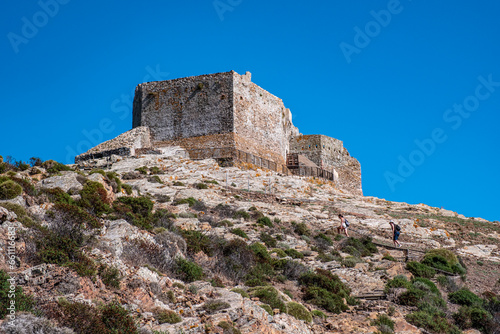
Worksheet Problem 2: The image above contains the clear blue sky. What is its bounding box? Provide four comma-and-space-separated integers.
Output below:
1, 1, 499, 221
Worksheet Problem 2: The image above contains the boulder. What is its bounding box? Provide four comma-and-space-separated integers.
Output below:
40, 172, 83, 193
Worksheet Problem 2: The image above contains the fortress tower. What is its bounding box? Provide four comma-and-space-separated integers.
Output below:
76, 71, 362, 195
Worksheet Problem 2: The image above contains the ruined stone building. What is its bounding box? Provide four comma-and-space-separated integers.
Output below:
76, 71, 362, 194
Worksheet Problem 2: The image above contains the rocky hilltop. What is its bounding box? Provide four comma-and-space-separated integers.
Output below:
0, 152, 499, 334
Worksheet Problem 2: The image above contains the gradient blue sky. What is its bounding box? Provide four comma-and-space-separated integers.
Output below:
1, 1, 499, 221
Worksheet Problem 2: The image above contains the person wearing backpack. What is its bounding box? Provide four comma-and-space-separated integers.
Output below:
389, 221, 401, 248
337, 214, 349, 237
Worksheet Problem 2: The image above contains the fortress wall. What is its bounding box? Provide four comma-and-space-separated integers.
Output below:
133, 72, 234, 142
232, 72, 297, 166
290, 135, 362, 195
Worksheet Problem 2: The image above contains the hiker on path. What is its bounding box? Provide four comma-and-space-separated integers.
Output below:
389, 221, 401, 248
337, 214, 349, 237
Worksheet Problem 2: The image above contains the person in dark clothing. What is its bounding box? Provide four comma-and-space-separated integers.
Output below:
389, 221, 401, 247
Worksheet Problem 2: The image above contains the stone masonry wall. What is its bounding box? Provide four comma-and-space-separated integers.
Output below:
133, 72, 234, 142
289, 135, 362, 195
233, 72, 298, 166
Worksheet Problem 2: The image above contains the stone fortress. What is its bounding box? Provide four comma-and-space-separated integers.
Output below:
76, 71, 362, 194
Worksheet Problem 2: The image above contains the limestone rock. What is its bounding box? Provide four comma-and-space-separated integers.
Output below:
40, 172, 83, 193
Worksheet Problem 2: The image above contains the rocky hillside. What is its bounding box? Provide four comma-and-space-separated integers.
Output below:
0, 152, 499, 334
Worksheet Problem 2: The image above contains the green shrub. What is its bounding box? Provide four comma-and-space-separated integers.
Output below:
217, 321, 241, 334
341, 236, 378, 257
405, 310, 460, 334
122, 184, 133, 195
0, 270, 34, 319
173, 197, 197, 207
298, 269, 351, 313
106, 171, 122, 193
231, 288, 249, 298
411, 277, 440, 295
9, 176, 38, 196
182, 230, 219, 256
249, 242, 271, 262
370, 314, 395, 334
173, 181, 185, 186
285, 248, 304, 259
341, 256, 361, 268
175, 257, 203, 282
0, 180, 22, 200
260, 304, 273, 315
113, 196, 154, 230
195, 182, 208, 189
231, 228, 249, 239
99, 265, 121, 289
406, 261, 436, 278
43, 187, 75, 205
156, 309, 182, 324
286, 302, 312, 322
135, 166, 148, 175
203, 179, 219, 184
233, 210, 251, 220
311, 309, 326, 319
425, 248, 458, 266
382, 254, 397, 261
384, 275, 411, 292
314, 233, 333, 246
250, 286, 286, 313
149, 166, 163, 174
0, 202, 35, 227
54, 203, 101, 229
272, 248, 287, 258
148, 175, 163, 184
453, 305, 492, 331
203, 299, 230, 314
79, 181, 110, 215
293, 222, 311, 236
42, 160, 72, 174
259, 232, 277, 247
257, 216, 273, 227
58, 299, 137, 334
448, 289, 483, 307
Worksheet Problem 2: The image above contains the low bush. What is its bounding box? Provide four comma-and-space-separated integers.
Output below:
195, 182, 208, 189
42, 160, 72, 174
286, 302, 312, 322
370, 314, 395, 334
314, 233, 333, 247
311, 309, 326, 319
0, 270, 34, 319
231, 228, 248, 239
99, 265, 121, 289
57, 299, 137, 334
285, 248, 304, 259
0, 180, 22, 200
112, 196, 154, 230
78, 181, 110, 215
405, 310, 460, 334
203, 299, 230, 314
293, 222, 311, 236
341, 236, 378, 257
260, 304, 273, 315
453, 305, 492, 331
382, 254, 397, 261
217, 321, 241, 334
448, 289, 483, 307
298, 269, 351, 314
384, 275, 411, 293
173, 197, 197, 207
181, 230, 221, 256
257, 216, 273, 228
155, 309, 182, 324
259, 232, 277, 247
0, 202, 35, 227
175, 257, 203, 282
231, 288, 249, 298
122, 184, 133, 195
219, 239, 256, 282
43, 187, 75, 205
233, 210, 251, 220
406, 261, 436, 278
250, 286, 286, 313
341, 256, 360, 268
